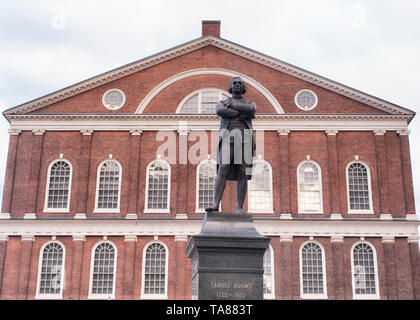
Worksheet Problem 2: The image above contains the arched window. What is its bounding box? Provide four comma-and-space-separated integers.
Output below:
347, 162, 373, 213
36, 242, 65, 299
142, 242, 168, 299
196, 159, 217, 212
89, 242, 117, 299
297, 161, 323, 214
300, 241, 327, 299
263, 245, 275, 299
145, 160, 170, 213
351, 242, 379, 299
44, 160, 72, 212
248, 159, 273, 213
94, 160, 122, 213
177, 89, 229, 114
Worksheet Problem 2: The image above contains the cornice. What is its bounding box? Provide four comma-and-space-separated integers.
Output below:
0, 218, 418, 239
3, 35, 415, 119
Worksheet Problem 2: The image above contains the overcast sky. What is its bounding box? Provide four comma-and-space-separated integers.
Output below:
0, 0, 419, 218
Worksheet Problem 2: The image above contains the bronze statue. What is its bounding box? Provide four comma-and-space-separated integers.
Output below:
206, 77, 256, 213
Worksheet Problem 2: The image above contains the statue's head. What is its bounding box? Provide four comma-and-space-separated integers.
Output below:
229, 77, 246, 95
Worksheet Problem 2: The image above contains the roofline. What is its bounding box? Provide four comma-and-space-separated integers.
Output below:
2, 35, 416, 119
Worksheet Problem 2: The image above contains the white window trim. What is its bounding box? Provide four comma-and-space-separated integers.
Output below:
88, 240, 117, 300
350, 241, 380, 300
195, 159, 218, 213
102, 88, 126, 111
43, 159, 73, 213
248, 159, 274, 214
346, 160, 374, 214
299, 240, 328, 300
144, 159, 171, 214
294, 89, 318, 111
93, 159, 122, 214
264, 244, 275, 300
297, 160, 324, 214
175, 88, 230, 114
141, 240, 169, 300
35, 240, 66, 300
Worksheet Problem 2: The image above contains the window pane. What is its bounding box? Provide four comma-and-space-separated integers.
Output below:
97, 161, 120, 210
197, 161, 217, 209
353, 243, 376, 295
147, 161, 169, 210
298, 162, 321, 212
39, 243, 64, 295
144, 243, 167, 295
249, 161, 272, 211
263, 248, 273, 296
348, 163, 370, 210
301, 243, 324, 295
91, 243, 116, 295
47, 161, 71, 209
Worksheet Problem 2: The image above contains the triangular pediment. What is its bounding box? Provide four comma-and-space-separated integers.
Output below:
3, 35, 415, 119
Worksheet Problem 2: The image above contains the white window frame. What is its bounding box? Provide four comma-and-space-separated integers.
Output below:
88, 240, 118, 300
350, 241, 380, 300
141, 241, 169, 300
195, 159, 217, 213
297, 160, 323, 214
248, 159, 274, 214
176, 88, 230, 114
263, 244, 275, 299
144, 159, 171, 214
93, 159, 122, 213
35, 240, 66, 300
102, 88, 126, 110
43, 159, 73, 213
299, 240, 328, 299
346, 161, 374, 214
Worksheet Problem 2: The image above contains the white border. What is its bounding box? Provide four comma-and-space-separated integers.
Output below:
144, 159, 171, 214
88, 240, 118, 300
93, 159, 123, 214
299, 240, 328, 299
136, 68, 284, 114
297, 160, 324, 214
176, 88, 230, 113
35, 240, 66, 300
350, 241, 380, 299
294, 89, 319, 111
346, 160, 374, 214
140, 240, 169, 300
102, 88, 126, 111
43, 159, 73, 213
248, 159, 274, 214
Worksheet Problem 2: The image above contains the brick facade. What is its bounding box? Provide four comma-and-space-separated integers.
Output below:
1, 21, 419, 300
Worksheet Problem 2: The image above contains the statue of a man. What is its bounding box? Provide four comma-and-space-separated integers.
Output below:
206, 77, 256, 213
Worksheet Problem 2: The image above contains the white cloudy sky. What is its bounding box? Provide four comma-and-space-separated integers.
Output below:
0, 0, 419, 218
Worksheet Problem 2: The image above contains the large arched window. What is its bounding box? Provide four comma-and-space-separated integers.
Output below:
89, 241, 117, 299
177, 89, 229, 114
346, 161, 373, 214
263, 245, 275, 299
248, 159, 273, 213
300, 241, 327, 299
36, 241, 65, 299
141, 242, 168, 299
145, 159, 171, 213
196, 159, 217, 212
351, 242, 379, 299
44, 160, 72, 212
297, 161, 323, 214
94, 160, 122, 213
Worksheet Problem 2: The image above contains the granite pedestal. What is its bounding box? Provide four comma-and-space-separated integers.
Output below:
186, 211, 270, 300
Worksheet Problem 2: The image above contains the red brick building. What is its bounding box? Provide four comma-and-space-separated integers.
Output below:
0, 21, 419, 300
